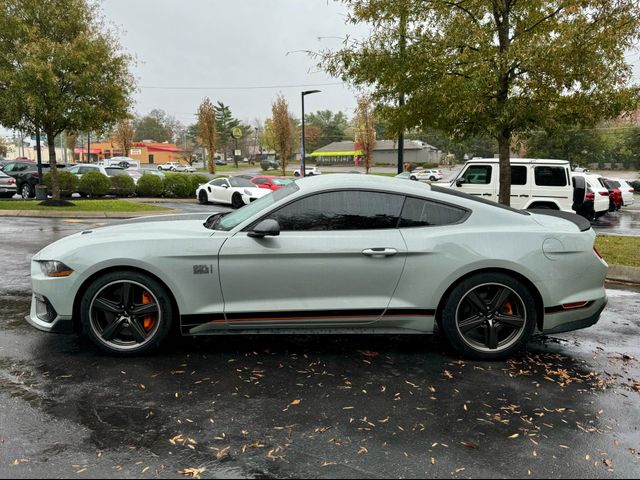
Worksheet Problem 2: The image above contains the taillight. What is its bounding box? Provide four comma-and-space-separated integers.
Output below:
629, 189, 635, 193
585, 192, 594, 201
593, 246, 603, 259
598, 191, 609, 196
8, 178, 16, 184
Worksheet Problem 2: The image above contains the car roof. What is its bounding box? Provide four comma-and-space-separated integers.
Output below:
295, 173, 433, 197
467, 158, 569, 165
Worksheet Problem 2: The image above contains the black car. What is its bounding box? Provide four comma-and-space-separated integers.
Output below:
1, 161, 67, 199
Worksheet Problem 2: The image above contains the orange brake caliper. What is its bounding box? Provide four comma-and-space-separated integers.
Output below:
504, 302, 514, 315
142, 291, 155, 331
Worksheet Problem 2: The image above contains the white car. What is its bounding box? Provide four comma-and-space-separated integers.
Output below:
412, 169, 444, 181
196, 176, 270, 208
68, 164, 126, 178
293, 166, 322, 177
27, 175, 608, 359
571, 172, 610, 220
158, 162, 188, 172
617, 179, 635, 207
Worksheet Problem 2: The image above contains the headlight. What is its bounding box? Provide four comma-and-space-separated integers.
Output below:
38, 260, 74, 277
243, 189, 253, 196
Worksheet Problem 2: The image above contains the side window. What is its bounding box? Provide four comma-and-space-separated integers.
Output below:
511, 166, 527, 186
534, 166, 567, 186
399, 197, 468, 228
460, 165, 492, 184
2, 163, 14, 172
253, 178, 267, 185
68, 166, 79, 174
211, 179, 227, 187
266, 191, 404, 231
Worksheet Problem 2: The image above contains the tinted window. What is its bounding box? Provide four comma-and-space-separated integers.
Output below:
460, 165, 492, 184
399, 197, 467, 227
511, 166, 527, 185
211, 179, 228, 187
534, 166, 567, 186
252, 178, 268, 185
105, 168, 124, 176
267, 191, 404, 231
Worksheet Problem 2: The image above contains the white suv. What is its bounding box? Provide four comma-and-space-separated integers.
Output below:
413, 168, 443, 181
158, 162, 187, 172
571, 172, 610, 219
449, 158, 574, 212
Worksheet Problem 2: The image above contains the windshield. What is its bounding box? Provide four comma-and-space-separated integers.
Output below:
213, 182, 300, 231
273, 178, 292, 185
229, 177, 254, 188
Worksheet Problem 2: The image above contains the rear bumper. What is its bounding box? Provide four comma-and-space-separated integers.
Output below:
541, 295, 607, 335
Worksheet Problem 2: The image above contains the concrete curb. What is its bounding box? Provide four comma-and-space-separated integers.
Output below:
0, 209, 176, 219
606, 265, 640, 286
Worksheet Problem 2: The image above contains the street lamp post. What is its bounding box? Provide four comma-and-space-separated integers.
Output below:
301, 90, 321, 177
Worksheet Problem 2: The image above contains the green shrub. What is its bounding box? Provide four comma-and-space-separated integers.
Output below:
189, 174, 209, 196
43, 171, 78, 198
163, 172, 192, 197
110, 174, 136, 197
137, 174, 164, 197
79, 171, 111, 197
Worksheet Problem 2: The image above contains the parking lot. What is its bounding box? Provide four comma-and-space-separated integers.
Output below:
1, 217, 639, 478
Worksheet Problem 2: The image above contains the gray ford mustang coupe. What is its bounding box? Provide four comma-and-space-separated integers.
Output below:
27, 175, 608, 359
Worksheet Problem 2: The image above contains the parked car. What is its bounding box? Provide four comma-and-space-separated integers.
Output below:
124, 169, 143, 184
250, 176, 293, 191
395, 172, 418, 181
0, 169, 17, 198
293, 166, 322, 177
107, 157, 140, 170
27, 174, 608, 359
68, 164, 126, 178
449, 158, 574, 212
196, 176, 271, 208
412, 169, 444, 181
215, 159, 228, 166
616, 179, 635, 207
260, 158, 279, 171
570, 172, 610, 220
598, 178, 622, 211
157, 162, 188, 172
1, 161, 67, 199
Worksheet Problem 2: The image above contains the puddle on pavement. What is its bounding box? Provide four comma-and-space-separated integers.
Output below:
0, 294, 30, 330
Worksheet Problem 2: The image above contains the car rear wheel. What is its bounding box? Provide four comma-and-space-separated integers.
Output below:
20, 183, 34, 199
440, 273, 537, 360
80, 271, 174, 356
231, 193, 244, 209
430, 176, 437, 181
198, 190, 209, 205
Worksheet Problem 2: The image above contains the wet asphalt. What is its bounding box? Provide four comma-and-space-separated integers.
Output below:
1, 216, 640, 478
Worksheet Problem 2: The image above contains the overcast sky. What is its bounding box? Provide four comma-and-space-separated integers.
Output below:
101, 0, 368, 127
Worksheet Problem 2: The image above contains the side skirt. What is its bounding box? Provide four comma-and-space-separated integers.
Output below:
185, 327, 430, 336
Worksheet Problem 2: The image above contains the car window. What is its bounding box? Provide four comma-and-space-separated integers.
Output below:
534, 166, 567, 186
105, 168, 124, 176
399, 197, 468, 227
211, 179, 228, 187
79, 166, 97, 174
273, 178, 292, 186
607, 180, 621, 188
230, 177, 254, 188
460, 165, 492, 184
511, 166, 527, 185
2, 163, 15, 172
68, 166, 79, 174
266, 190, 404, 231
252, 178, 267, 185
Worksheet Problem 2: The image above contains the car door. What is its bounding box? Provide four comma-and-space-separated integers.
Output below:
454, 164, 497, 201
208, 178, 231, 203
218, 190, 408, 327
509, 164, 529, 209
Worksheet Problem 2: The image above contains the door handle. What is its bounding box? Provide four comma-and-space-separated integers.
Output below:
482, 193, 493, 197
362, 248, 398, 257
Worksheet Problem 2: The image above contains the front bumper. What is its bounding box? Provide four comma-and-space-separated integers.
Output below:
26, 293, 74, 334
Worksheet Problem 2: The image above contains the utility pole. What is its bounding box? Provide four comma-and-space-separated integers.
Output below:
87, 133, 91, 163
301, 90, 321, 177
35, 127, 43, 180
397, 10, 407, 174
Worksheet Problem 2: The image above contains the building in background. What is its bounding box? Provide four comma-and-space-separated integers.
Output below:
72, 141, 184, 165
309, 140, 442, 166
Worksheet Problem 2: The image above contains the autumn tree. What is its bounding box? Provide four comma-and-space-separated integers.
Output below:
0, 0, 134, 203
322, 0, 640, 205
133, 109, 180, 143
198, 97, 217, 174
355, 95, 376, 173
271, 96, 293, 176
113, 119, 134, 157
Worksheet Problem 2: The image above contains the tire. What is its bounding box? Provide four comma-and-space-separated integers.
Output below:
157, 166, 163, 171
410, 175, 417, 181
198, 190, 209, 205
294, 172, 300, 177
170, 167, 176, 172
20, 183, 34, 199
440, 272, 537, 360
430, 176, 437, 181
80, 271, 174, 356
231, 193, 244, 209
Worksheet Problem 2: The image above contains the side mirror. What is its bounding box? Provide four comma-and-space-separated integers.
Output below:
248, 219, 280, 238
456, 179, 465, 187
222, 184, 229, 188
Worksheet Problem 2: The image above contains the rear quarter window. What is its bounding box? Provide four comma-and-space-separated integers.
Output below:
534, 166, 568, 186
399, 197, 468, 227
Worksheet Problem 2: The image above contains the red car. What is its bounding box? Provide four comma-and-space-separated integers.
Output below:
250, 175, 293, 191
600, 178, 623, 211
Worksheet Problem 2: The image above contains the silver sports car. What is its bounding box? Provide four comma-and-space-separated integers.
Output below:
27, 175, 608, 359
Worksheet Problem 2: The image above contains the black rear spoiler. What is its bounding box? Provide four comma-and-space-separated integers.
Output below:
528, 209, 591, 232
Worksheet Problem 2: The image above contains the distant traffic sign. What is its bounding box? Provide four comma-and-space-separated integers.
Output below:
231, 127, 243, 139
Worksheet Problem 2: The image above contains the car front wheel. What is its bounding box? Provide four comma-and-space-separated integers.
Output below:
198, 190, 209, 205
231, 193, 244, 209
440, 272, 537, 360
80, 271, 174, 356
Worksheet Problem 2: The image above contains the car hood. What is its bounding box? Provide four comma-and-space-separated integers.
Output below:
33, 214, 215, 261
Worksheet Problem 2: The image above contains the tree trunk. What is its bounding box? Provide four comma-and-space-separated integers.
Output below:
497, 129, 512, 206
207, 146, 215, 174
46, 132, 61, 201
